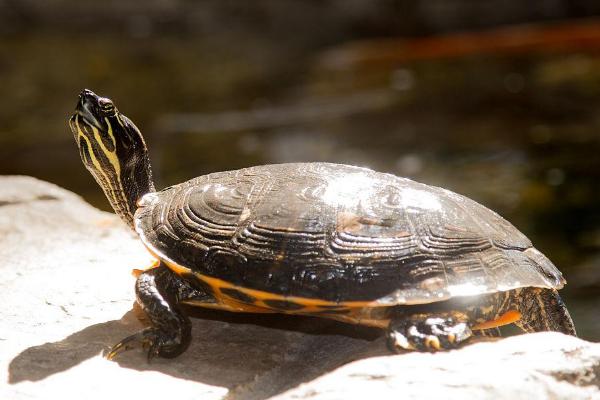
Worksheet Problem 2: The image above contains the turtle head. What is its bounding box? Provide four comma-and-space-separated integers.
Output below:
69, 89, 155, 230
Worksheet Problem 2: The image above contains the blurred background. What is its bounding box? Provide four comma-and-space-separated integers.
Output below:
1, 1, 599, 339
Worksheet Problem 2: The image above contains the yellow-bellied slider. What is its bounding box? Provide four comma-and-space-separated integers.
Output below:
69, 89, 576, 359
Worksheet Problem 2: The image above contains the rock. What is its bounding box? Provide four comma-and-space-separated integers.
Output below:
273, 333, 600, 400
1, 176, 599, 400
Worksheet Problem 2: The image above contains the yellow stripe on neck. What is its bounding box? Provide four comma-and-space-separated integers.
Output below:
75, 115, 112, 189
91, 120, 121, 177
75, 115, 131, 219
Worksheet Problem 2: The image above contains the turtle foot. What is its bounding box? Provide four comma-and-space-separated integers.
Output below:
106, 326, 190, 361
106, 264, 194, 361
387, 313, 473, 352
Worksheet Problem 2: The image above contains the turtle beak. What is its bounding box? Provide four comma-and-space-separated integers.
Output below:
74, 89, 103, 130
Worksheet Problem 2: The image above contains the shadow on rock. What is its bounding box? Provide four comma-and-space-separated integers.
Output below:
8, 315, 133, 383
9, 307, 387, 400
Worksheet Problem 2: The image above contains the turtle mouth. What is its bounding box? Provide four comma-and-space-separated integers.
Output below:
72, 89, 118, 131
73, 89, 104, 130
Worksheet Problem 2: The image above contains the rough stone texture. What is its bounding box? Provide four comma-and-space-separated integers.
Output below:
1, 175, 599, 400
273, 333, 600, 400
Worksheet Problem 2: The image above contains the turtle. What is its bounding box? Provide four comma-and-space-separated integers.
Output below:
69, 89, 576, 359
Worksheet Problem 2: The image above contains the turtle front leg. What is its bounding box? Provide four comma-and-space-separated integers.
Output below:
387, 311, 473, 352
107, 263, 210, 360
513, 287, 576, 336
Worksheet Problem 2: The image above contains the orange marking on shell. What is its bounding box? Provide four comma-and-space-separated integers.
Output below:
130, 258, 160, 278
145, 244, 392, 327
182, 298, 390, 328
472, 310, 522, 330
131, 269, 143, 278
198, 272, 377, 308
182, 299, 274, 313
157, 256, 382, 308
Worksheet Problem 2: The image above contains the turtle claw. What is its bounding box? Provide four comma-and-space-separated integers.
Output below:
106, 327, 184, 361
106, 328, 153, 361
387, 314, 473, 352
106, 338, 130, 361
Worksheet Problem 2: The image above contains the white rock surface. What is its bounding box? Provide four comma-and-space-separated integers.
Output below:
274, 333, 600, 400
1, 176, 599, 400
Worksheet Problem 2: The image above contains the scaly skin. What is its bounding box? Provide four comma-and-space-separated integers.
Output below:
107, 264, 211, 360
514, 287, 576, 335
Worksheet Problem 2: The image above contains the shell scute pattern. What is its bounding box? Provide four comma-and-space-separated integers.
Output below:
136, 162, 564, 304
439, 188, 532, 250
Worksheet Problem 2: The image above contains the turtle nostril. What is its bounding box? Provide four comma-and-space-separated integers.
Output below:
82, 88, 96, 97
79, 89, 99, 106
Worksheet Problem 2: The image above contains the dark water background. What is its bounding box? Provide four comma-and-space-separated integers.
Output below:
1, 1, 599, 340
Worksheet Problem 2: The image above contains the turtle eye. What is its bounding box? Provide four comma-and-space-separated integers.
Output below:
98, 97, 115, 115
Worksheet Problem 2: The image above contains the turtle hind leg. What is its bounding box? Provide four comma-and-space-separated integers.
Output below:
514, 287, 577, 336
107, 263, 210, 360
474, 327, 501, 337
386, 311, 473, 352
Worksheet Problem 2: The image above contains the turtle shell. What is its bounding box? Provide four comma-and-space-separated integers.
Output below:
135, 162, 564, 305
